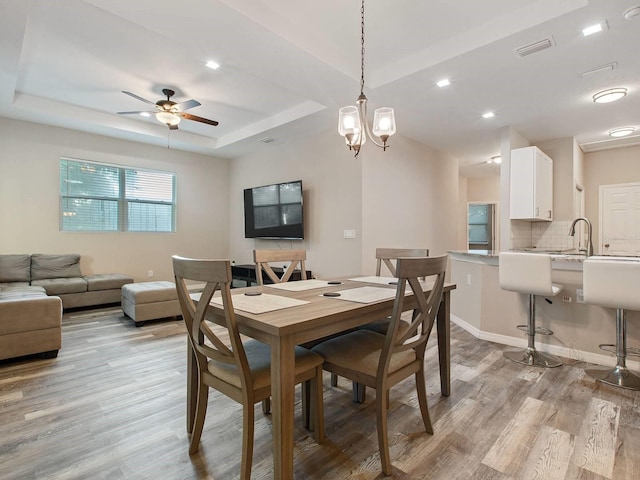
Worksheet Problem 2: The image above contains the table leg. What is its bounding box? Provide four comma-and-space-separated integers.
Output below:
271, 335, 296, 479
437, 291, 451, 397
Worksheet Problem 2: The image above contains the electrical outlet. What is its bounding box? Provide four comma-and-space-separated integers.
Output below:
576, 288, 584, 303
466, 274, 472, 285
147, 270, 154, 278
562, 295, 572, 303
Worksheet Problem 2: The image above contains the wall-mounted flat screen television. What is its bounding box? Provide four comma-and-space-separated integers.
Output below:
244, 180, 304, 239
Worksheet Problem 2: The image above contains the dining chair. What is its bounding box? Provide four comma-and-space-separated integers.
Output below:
312, 255, 447, 476
348, 248, 430, 402
172, 256, 324, 479
253, 249, 307, 286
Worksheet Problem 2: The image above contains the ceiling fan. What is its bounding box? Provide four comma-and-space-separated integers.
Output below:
117, 88, 219, 130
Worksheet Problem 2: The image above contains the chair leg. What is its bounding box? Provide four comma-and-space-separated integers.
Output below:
376, 387, 392, 476
415, 368, 433, 434
240, 401, 255, 480
352, 381, 366, 403
330, 373, 338, 387
189, 382, 209, 454
302, 381, 310, 430
311, 365, 325, 443
261, 397, 270, 415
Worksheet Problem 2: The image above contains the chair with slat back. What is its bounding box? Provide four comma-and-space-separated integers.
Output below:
253, 249, 307, 286
375, 248, 429, 277
312, 255, 448, 476
172, 256, 324, 480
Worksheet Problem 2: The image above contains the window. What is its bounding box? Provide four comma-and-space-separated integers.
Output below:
59, 158, 176, 232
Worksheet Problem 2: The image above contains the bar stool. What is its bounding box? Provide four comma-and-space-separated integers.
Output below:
582, 258, 640, 390
499, 252, 563, 368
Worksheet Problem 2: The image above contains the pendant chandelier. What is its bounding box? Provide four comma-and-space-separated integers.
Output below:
338, 0, 396, 157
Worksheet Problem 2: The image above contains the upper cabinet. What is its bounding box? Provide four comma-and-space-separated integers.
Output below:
510, 146, 553, 221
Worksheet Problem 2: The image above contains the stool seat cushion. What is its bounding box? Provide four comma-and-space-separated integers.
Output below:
499, 252, 561, 297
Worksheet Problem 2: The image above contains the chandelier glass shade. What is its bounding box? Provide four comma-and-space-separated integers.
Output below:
338, 0, 395, 157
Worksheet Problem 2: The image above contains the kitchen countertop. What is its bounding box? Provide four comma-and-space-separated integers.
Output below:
449, 250, 640, 270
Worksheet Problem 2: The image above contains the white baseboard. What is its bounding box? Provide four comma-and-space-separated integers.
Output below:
450, 314, 640, 371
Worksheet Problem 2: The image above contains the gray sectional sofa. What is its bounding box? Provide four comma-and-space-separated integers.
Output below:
0, 254, 133, 360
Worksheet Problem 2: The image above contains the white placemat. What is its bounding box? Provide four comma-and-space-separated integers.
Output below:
191, 292, 309, 314
324, 286, 397, 304
265, 279, 331, 291
348, 276, 399, 286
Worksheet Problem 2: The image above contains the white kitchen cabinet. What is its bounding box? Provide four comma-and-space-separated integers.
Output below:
510, 146, 553, 221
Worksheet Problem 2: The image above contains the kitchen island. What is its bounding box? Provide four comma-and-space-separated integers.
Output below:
449, 250, 640, 370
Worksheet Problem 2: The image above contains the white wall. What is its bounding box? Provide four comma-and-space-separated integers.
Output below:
229, 129, 460, 278
228, 129, 363, 278
0, 118, 230, 282
361, 135, 459, 274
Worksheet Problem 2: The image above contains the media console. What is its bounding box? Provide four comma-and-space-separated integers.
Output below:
231, 264, 312, 287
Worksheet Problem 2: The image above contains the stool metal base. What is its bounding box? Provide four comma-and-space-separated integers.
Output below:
504, 348, 563, 368
585, 365, 640, 391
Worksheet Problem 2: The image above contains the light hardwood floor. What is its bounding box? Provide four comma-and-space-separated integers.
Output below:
1, 307, 639, 480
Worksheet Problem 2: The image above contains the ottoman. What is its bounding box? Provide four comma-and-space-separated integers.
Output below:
121, 281, 182, 327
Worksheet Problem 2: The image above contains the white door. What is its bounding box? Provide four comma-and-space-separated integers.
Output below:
600, 183, 640, 255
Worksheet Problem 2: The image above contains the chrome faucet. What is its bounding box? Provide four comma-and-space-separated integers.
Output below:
568, 217, 593, 257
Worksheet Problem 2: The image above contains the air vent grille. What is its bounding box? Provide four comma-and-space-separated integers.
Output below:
515, 36, 555, 57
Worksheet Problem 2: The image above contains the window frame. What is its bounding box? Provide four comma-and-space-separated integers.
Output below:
59, 157, 177, 233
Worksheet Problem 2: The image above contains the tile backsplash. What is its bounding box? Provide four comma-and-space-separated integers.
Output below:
511, 220, 575, 251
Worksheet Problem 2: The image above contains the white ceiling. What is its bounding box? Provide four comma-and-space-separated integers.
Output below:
1, 0, 639, 176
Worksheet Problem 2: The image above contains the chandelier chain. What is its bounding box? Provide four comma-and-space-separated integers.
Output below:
360, 0, 365, 95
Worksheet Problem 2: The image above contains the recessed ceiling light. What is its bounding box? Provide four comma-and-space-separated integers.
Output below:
609, 127, 636, 137
593, 87, 627, 103
482, 111, 495, 119
582, 22, 606, 36
436, 79, 450, 87
140, 112, 151, 117
205, 60, 220, 70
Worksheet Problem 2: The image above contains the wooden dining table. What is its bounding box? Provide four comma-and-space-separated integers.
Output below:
187, 277, 456, 479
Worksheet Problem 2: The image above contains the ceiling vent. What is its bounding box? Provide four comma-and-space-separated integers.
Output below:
258, 137, 275, 143
580, 135, 640, 153
515, 36, 555, 57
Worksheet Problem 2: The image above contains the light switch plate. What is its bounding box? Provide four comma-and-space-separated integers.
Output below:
343, 229, 356, 239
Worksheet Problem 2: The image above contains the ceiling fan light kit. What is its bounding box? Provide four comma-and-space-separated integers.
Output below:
338, 0, 396, 157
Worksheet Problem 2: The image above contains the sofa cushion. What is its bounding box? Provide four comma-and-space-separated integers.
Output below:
85, 273, 133, 292
0, 285, 48, 299
0, 282, 31, 289
31, 277, 87, 295
31, 254, 82, 280
0, 254, 31, 282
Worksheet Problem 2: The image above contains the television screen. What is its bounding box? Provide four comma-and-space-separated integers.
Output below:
244, 180, 304, 239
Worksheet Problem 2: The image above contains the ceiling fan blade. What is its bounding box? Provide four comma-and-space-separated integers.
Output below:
117, 110, 155, 115
169, 124, 179, 131
175, 99, 201, 111
122, 90, 156, 105
179, 112, 219, 126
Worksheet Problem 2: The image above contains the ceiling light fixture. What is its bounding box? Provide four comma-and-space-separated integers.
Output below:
205, 60, 220, 70
338, 0, 396, 157
487, 155, 502, 164
609, 127, 636, 137
156, 111, 181, 127
437, 79, 451, 87
582, 23, 605, 36
482, 111, 495, 119
593, 87, 627, 103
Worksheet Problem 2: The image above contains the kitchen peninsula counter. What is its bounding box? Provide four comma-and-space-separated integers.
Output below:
448, 250, 640, 371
